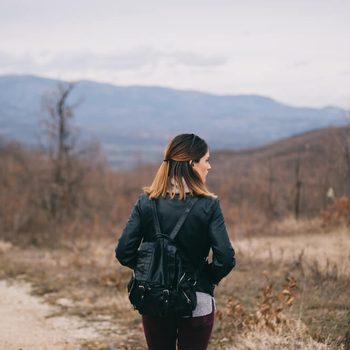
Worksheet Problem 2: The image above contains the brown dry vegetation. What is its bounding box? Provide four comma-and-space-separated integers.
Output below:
212, 125, 350, 228
0, 124, 350, 349
1, 125, 350, 244
0, 223, 349, 349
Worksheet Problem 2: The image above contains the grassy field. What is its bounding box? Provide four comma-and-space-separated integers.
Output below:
0, 219, 349, 350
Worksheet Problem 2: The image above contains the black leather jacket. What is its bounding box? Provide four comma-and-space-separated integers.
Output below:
115, 192, 236, 296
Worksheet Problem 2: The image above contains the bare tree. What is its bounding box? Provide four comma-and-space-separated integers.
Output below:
339, 124, 350, 196
319, 128, 338, 210
39, 82, 84, 221
330, 112, 350, 197
266, 157, 277, 219
293, 151, 303, 220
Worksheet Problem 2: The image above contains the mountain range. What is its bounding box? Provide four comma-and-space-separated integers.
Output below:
0, 74, 347, 168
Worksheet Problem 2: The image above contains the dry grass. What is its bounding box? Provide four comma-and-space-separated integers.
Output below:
226, 326, 337, 350
235, 222, 350, 278
0, 220, 349, 349
213, 220, 350, 350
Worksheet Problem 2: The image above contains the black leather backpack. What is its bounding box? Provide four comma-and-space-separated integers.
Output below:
127, 196, 200, 317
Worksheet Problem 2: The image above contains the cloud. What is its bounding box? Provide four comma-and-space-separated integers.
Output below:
46, 48, 157, 70
290, 60, 309, 68
0, 48, 228, 75
164, 51, 228, 67
0, 51, 40, 74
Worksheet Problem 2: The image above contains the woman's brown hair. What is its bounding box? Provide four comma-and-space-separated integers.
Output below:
143, 133, 217, 200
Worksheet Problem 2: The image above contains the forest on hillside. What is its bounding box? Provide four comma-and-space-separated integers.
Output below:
0, 83, 349, 245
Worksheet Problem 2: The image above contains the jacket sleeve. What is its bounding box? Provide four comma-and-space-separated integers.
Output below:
207, 198, 236, 285
115, 194, 143, 269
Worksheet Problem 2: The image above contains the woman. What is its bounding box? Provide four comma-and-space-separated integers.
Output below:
115, 133, 235, 350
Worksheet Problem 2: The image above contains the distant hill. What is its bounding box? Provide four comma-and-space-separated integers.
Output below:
213, 124, 350, 162
0, 74, 347, 168
207, 125, 350, 219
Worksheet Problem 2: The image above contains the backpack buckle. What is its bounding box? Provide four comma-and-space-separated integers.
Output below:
162, 289, 170, 302
138, 285, 146, 301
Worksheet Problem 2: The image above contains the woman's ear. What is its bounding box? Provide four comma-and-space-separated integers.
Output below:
189, 160, 194, 167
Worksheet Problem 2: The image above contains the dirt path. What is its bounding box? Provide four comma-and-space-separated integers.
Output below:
0, 279, 99, 350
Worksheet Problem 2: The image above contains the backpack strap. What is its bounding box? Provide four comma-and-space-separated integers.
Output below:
169, 197, 199, 241
150, 197, 199, 240
150, 198, 162, 236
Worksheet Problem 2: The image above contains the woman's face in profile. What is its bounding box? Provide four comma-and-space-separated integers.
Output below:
192, 150, 211, 183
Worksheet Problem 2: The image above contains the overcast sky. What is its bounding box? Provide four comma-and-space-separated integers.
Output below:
1, 0, 350, 108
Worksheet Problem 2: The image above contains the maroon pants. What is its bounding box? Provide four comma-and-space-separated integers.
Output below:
141, 306, 215, 350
